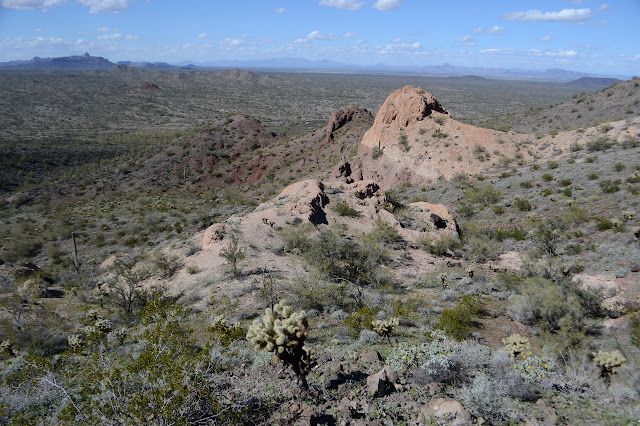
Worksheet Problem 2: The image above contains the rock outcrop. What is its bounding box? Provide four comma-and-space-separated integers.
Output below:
325, 106, 371, 143
373, 85, 447, 128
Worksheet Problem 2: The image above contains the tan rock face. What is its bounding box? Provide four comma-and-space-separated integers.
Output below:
374, 85, 447, 128
325, 106, 371, 143
279, 179, 329, 225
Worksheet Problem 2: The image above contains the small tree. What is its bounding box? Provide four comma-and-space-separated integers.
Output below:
107, 257, 152, 315
219, 231, 246, 275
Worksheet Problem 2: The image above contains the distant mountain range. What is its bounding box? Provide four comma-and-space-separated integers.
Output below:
0, 53, 630, 81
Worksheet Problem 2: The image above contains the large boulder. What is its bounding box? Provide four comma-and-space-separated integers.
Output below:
279, 179, 329, 225
372, 85, 447, 128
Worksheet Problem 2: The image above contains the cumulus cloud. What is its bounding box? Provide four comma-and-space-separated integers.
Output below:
538, 34, 553, 42
97, 32, 122, 40
502, 8, 592, 22
318, 0, 364, 11
473, 26, 506, 34
306, 30, 335, 41
124, 34, 140, 40
456, 35, 477, 46
274, 7, 285, 13
78, 0, 134, 13
595, 4, 609, 12
0, 0, 64, 9
197, 33, 208, 39
344, 32, 359, 38
372, 0, 402, 11
545, 50, 578, 57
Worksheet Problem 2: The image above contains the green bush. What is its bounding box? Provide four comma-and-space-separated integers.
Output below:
514, 198, 532, 212
331, 200, 360, 217
599, 179, 621, 193
586, 137, 613, 152
463, 184, 502, 205
438, 295, 484, 340
520, 181, 533, 189
548, 161, 559, 169
419, 234, 463, 256
542, 173, 554, 182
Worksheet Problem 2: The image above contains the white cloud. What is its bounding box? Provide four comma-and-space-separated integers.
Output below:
0, 0, 64, 9
486, 26, 506, 34
221, 37, 241, 46
97, 32, 122, 40
124, 34, 140, 40
411, 42, 422, 49
274, 7, 285, 13
372, 0, 402, 11
33, 28, 42, 32
537, 34, 553, 42
318, 0, 364, 11
502, 8, 592, 22
197, 33, 208, 39
344, 32, 359, 38
480, 48, 516, 54
306, 30, 335, 41
78, 0, 133, 13
456, 35, 477, 46
473, 26, 506, 34
545, 50, 578, 57
595, 4, 609, 12
570, 0, 586, 3
96, 27, 110, 32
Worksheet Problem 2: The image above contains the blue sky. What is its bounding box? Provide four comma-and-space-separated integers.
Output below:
0, 0, 638, 75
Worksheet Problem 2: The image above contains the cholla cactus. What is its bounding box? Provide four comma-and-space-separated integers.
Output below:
68, 334, 84, 352
114, 328, 127, 344
1, 339, 16, 357
246, 301, 312, 389
593, 350, 626, 385
465, 266, 475, 278
372, 317, 398, 342
94, 319, 113, 335
502, 334, 531, 358
438, 272, 448, 289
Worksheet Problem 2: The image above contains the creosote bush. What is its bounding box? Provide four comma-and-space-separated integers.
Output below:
246, 301, 312, 390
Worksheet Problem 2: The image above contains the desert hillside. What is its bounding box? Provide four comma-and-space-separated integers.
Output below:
1, 74, 640, 425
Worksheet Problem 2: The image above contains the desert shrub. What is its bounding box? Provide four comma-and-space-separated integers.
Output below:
302, 225, 391, 286
365, 219, 402, 248
387, 330, 461, 379
463, 236, 500, 263
331, 200, 360, 217
599, 179, 622, 194
383, 189, 405, 211
586, 137, 613, 151
614, 163, 626, 172
559, 178, 572, 187
548, 161, 559, 169
530, 220, 566, 256
2, 239, 42, 264
509, 276, 602, 334
278, 223, 313, 254
398, 132, 410, 151
542, 173, 554, 182
520, 181, 533, 189
343, 305, 377, 337
219, 231, 246, 275
587, 172, 599, 180
473, 145, 490, 162
107, 256, 153, 315
432, 128, 448, 139
460, 373, 514, 424
438, 295, 484, 340
494, 227, 527, 241
570, 142, 583, 152
418, 234, 463, 256
208, 316, 246, 346
463, 184, 502, 205
565, 204, 589, 224
152, 252, 181, 278
595, 218, 614, 231
514, 198, 532, 212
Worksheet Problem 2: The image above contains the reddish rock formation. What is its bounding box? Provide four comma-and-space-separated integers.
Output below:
325, 106, 371, 143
